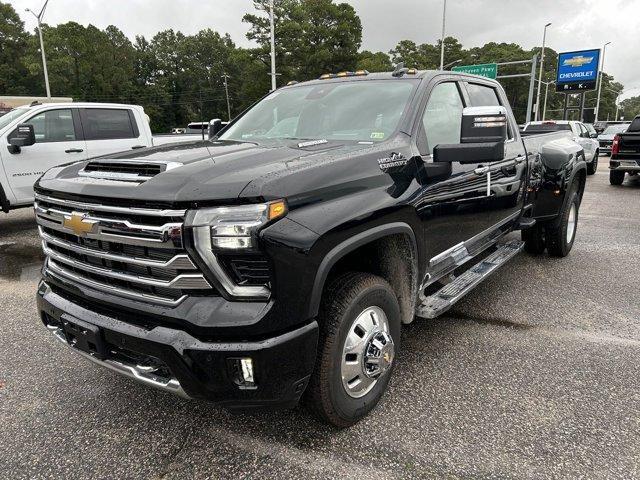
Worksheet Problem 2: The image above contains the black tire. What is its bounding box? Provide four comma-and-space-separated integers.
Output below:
305, 272, 401, 428
546, 186, 579, 257
610, 170, 625, 185
521, 224, 546, 254
587, 152, 598, 175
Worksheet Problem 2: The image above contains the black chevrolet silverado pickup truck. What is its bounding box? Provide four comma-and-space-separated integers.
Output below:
33, 68, 586, 427
609, 115, 640, 185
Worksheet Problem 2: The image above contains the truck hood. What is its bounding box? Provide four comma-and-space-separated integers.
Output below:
36, 139, 395, 206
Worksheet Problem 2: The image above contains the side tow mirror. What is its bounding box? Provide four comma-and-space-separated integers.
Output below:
461, 106, 509, 143
8, 124, 36, 154
590, 133, 598, 139
208, 118, 223, 139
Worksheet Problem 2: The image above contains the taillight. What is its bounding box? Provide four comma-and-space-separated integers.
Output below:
611, 134, 621, 155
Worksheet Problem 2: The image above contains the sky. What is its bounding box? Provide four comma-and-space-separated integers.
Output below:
11, 0, 640, 100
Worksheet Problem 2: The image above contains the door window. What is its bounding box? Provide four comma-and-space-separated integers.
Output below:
422, 82, 464, 154
466, 83, 501, 107
21, 109, 76, 143
82, 109, 137, 140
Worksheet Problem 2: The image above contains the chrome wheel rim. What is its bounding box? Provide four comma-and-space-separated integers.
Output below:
567, 203, 577, 244
341, 306, 394, 399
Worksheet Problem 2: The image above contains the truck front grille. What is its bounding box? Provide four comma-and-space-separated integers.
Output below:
35, 193, 213, 306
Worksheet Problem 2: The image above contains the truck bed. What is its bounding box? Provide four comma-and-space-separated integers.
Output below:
521, 131, 573, 156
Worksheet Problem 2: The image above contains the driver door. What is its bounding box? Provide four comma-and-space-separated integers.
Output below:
414, 80, 491, 263
4, 108, 86, 203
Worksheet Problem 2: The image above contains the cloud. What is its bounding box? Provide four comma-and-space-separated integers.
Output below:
11, 0, 640, 99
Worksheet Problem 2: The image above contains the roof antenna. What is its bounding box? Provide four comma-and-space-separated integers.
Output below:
392, 63, 409, 78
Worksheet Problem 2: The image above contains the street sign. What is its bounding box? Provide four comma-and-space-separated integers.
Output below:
556, 49, 600, 92
452, 63, 498, 79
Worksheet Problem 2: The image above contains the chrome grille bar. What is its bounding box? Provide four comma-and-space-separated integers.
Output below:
47, 260, 187, 307
43, 246, 210, 290
35, 203, 183, 249
39, 227, 196, 270
35, 193, 186, 217
37, 193, 214, 307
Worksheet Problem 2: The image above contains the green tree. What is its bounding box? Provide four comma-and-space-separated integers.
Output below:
243, 0, 362, 83
356, 51, 392, 72
619, 96, 640, 121
0, 2, 32, 95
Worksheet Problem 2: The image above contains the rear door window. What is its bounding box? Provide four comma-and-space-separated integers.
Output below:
81, 109, 138, 140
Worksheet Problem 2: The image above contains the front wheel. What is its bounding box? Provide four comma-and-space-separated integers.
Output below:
587, 152, 598, 175
305, 272, 401, 428
610, 170, 625, 185
546, 187, 579, 257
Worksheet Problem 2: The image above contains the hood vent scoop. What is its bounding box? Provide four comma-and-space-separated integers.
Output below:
79, 160, 183, 182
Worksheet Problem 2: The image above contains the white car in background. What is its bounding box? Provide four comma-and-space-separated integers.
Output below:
523, 120, 600, 175
0, 102, 220, 214
597, 123, 631, 155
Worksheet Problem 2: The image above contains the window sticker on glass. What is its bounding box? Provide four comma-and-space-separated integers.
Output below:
370, 132, 385, 140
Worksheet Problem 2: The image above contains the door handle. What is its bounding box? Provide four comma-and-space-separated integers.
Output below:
474, 166, 490, 175
65, 148, 84, 154
131, 145, 145, 150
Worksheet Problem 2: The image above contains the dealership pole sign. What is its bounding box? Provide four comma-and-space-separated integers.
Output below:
556, 49, 600, 92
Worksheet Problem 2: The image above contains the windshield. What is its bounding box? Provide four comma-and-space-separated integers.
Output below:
0, 108, 28, 131
524, 123, 571, 133
220, 80, 418, 144
602, 124, 630, 135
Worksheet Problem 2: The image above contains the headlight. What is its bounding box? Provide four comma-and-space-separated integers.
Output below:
188, 200, 287, 299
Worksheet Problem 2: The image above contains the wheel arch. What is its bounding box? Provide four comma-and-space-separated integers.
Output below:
307, 223, 419, 324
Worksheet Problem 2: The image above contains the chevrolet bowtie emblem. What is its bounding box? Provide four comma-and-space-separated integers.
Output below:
563, 56, 593, 68
63, 212, 97, 236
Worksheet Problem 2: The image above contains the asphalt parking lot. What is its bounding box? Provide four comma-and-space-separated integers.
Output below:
0, 161, 638, 480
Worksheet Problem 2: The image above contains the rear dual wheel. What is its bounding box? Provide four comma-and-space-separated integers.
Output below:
306, 272, 401, 428
522, 184, 580, 257
610, 170, 625, 185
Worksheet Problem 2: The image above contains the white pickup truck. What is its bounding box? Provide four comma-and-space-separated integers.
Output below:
0, 102, 222, 213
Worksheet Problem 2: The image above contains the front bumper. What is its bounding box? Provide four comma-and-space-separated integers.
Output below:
37, 281, 318, 409
610, 159, 640, 172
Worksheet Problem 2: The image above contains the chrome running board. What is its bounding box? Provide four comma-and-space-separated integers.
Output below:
417, 240, 524, 319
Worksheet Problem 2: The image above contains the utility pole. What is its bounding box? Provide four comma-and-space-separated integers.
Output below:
269, 0, 277, 91
439, 0, 447, 70
26, 0, 51, 98
222, 74, 231, 121
595, 41, 611, 122
542, 80, 555, 121
534, 22, 551, 121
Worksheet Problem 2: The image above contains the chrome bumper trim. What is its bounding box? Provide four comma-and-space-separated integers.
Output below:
47, 325, 189, 398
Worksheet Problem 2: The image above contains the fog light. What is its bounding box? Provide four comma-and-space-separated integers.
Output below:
241, 358, 254, 384
229, 357, 256, 388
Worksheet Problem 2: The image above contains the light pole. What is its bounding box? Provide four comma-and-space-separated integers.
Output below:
595, 41, 611, 122
26, 0, 51, 98
221, 74, 231, 121
443, 59, 462, 70
268, 0, 277, 91
607, 87, 623, 121
534, 22, 551, 121
439, 0, 447, 70
542, 80, 555, 121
